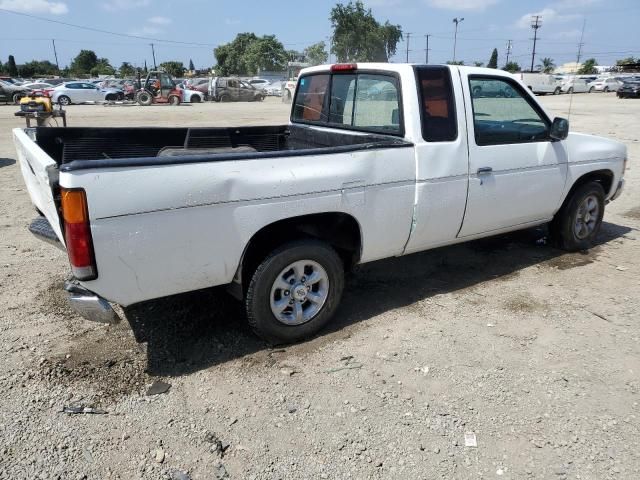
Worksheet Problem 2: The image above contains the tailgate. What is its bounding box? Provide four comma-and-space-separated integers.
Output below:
13, 128, 65, 245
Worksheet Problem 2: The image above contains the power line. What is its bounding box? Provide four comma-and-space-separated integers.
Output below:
0, 7, 218, 46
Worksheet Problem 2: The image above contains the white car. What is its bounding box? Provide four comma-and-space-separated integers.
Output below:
51, 82, 123, 105
21, 82, 55, 90
181, 88, 205, 103
561, 78, 590, 94
588, 77, 623, 93
14, 63, 626, 344
247, 78, 271, 89
264, 81, 283, 96
517, 73, 561, 95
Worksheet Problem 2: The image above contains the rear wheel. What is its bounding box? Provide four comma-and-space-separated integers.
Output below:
550, 181, 605, 252
604, 86, 610, 93
245, 240, 344, 344
220, 94, 231, 102
191, 95, 201, 103
567, 87, 574, 94
554, 87, 561, 95
136, 91, 153, 106
168, 95, 180, 106
57, 95, 71, 106
12, 93, 24, 104
105, 93, 116, 101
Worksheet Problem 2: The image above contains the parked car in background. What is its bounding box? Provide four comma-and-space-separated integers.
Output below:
209, 77, 265, 102
0, 79, 30, 103
51, 82, 124, 105
617, 79, 640, 98
517, 73, 561, 95
588, 77, 623, 93
264, 81, 283, 96
248, 78, 271, 90
21, 82, 55, 90
561, 78, 590, 94
186, 78, 209, 98
470, 79, 517, 97
180, 87, 205, 103
0, 76, 21, 85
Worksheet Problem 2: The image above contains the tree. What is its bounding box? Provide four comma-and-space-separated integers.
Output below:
330, 1, 402, 62
159, 61, 185, 77
446, 60, 465, 65
70, 50, 98, 75
18, 60, 58, 77
503, 61, 521, 73
488, 48, 498, 69
304, 42, 328, 66
189, 59, 195, 71
537, 57, 555, 73
214, 33, 288, 76
7, 55, 18, 76
614, 57, 638, 72
577, 58, 598, 74
473, 61, 484, 67
90, 58, 115, 76
119, 62, 136, 77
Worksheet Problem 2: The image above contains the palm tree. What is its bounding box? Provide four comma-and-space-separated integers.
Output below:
537, 57, 555, 73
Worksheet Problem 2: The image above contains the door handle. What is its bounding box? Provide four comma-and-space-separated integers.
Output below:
477, 167, 493, 175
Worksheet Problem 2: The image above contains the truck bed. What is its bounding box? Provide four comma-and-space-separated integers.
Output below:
33, 124, 411, 171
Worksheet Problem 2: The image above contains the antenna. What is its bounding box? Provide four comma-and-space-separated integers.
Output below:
425, 34, 431, 64
406, 33, 411, 63
567, 19, 587, 120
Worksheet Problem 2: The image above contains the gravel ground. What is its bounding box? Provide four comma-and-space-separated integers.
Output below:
0, 94, 638, 479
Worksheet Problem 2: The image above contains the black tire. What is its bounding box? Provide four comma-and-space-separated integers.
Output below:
105, 93, 116, 101
472, 86, 481, 97
191, 95, 201, 103
245, 240, 345, 344
136, 91, 153, 106
554, 87, 561, 95
220, 94, 231, 102
13, 93, 24, 104
589, 87, 594, 93
567, 87, 574, 94
169, 95, 180, 106
604, 86, 610, 93
58, 95, 71, 106
550, 181, 605, 252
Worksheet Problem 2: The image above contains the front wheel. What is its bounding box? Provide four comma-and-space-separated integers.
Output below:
554, 87, 561, 95
589, 87, 594, 93
567, 87, 574, 94
245, 240, 345, 344
57, 95, 71, 106
604, 87, 610, 93
168, 95, 180, 106
136, 91, 153, 106
550, 181, 605, 252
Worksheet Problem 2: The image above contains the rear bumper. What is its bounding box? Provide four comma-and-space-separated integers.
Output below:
64, 281, 120, 325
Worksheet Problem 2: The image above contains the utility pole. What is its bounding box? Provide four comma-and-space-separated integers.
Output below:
150, 43, 157, 70
576, 19, 586, 66
405, 33, 411, 63
51, 39, 60, 72
505, 39, 513, 65
530, 15, 542, 72
453, 17, 464, 63
425, 34, 431, 64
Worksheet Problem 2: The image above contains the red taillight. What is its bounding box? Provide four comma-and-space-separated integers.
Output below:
331, 63, 358, 72
61, 188, 97, 280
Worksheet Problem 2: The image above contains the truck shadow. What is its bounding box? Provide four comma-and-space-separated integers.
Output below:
0, 158, 16, 168
124, 221, 632, 377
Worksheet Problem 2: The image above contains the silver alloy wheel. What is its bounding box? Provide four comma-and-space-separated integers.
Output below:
574, 194, 599, 239
270, 260, 329, 326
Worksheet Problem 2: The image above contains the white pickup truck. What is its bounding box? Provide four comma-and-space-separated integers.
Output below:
15, 63, 627, 344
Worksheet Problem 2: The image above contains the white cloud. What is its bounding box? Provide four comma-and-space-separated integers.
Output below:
148, 16, 171, 25
103, 0, 150, 11
0, 0, 68, 15
129, 25, 161, 36
515, 7, 578, 28
426, 0, 499, 11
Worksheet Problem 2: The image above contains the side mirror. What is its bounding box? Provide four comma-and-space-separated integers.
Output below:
550, 117, 569, 141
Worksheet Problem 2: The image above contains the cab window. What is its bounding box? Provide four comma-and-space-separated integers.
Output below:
469, 76, 550, 146
415, 66, 457, 142
292, 72, 401, 135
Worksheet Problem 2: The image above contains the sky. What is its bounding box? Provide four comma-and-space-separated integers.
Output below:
0, 0, 639, 72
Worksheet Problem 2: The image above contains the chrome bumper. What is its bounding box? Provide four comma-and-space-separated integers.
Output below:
610, 179, 625, 202
64, 281, 120, 325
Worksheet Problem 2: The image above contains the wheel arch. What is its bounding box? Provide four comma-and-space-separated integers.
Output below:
235, 212, 363, 294
559, 169, 614, 212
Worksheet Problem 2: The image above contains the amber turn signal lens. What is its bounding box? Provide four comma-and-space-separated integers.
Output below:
61, 189, 89, 224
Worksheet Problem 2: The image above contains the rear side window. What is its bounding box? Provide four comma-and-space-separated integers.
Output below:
292, 72, 402, 135
415, 67, 457, 142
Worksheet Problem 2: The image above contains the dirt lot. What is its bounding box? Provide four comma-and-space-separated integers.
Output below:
0, 94, 638, 480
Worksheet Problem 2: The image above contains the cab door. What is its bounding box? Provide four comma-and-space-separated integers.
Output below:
457, 74, 568, 238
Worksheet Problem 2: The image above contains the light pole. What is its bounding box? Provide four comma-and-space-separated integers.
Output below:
453, 17, 464, 63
